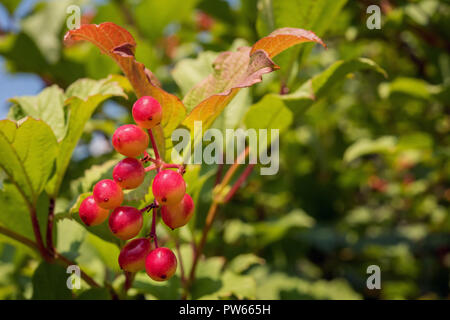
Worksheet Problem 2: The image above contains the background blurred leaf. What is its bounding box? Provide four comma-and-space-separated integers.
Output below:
31, 261, 72, 300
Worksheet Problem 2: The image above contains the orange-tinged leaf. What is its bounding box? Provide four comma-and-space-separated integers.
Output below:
182, 28, 325, 133
250, 27, 326, 58
64, 23, 186, 153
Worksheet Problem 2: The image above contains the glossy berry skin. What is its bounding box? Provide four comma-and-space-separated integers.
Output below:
112, 124, 149, 158
152, 170, 186, 206
93, 179, 123, 210
79, 195, 110, 226
161, 194, 194, 229
113, 158, 145, 189
132, 96, 163, 129
109, 206, 143, 240
145, 247, 177, 281
118, 238, 152, 272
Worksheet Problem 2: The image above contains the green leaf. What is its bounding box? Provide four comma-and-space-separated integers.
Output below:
172, 51, 219, 99
135, 0, 200, 40
250, 267, 361, 299
46, 76, 126, 196
0, 183, 49, 242
225, 210, 314, 247
254, 209, 315, 246
70, 159, 117, 197
21, 0, 77, 64
200, 271, 256, 299
9, 85, 67, 140
32, 262, 73, 300
257, 0, 347, 82
0, 118, 58, 204
243, 94, 293, 153
344, 136, 397, 163
382, 77, 437, 100
133, 273, 182, 300
280, 58, 387, 113
123, 170, 155, 203
244, 94, 293, 131
228, 254, 265, 274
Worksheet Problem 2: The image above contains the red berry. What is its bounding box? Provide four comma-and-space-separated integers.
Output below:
145, 247, 177, 281
109, 206, 143, 240
152, 170, 186, 206
132, 96, 163, 129
113, 158, 145, 189
79, 195, 109, 226
118, 238, 152, 272
161, 194, 194, 229
112, 124, 149, 158
93, 179, 123, 210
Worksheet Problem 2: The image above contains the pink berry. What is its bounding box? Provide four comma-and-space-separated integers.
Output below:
78, 195, 110, 226
145, 247, 177, 281
161, 194, 194, 229
112, 124, 149, 158
113, 158, 145, 189
132, 96, 163, 129
108, 206, 143, 240
152, 170, 186, 206
93, 179, 123, 210
118, 238, 152, 272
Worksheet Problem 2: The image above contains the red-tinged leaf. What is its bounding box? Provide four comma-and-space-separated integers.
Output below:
250, 27, 326, 58
64, 23, 186, 153
182, 28, 325, 134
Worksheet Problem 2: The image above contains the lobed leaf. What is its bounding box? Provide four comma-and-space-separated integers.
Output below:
0, 118, 58, 205
182, 28, 325, 136
46, 77, 126, 196
64, 23, 186, 149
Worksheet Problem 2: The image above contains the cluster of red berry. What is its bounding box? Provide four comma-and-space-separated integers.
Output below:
78, 96, 194, 282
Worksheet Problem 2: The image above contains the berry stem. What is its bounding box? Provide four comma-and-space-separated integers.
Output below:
141, 151, 156, 163
144, 164, 157, 172
223, 164, 255, 203
54, 251, 102, 289
46, 197, 56, 256
147, 129, 160, 163
162, 163, 184, 170
214, 146, 250, 198
123, 271, 136, 294
0, 225, 40, 251
30, 207, 52, 262
139, 202, 158, 213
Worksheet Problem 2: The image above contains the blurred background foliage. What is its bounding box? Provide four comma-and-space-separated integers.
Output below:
0, 0, 449, 300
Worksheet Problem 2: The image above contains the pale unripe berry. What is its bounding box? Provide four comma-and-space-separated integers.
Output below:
109, 206, 143, 240
152, 170, 186, 206
132, 96, 163, 129
145, 247, 177, 281
93, 179, 123, 209
118, 238, 152, 272
161, 194, 194, 229
113, 158, 145, 189
79, 195, 110, 226
112, 124, 149, 158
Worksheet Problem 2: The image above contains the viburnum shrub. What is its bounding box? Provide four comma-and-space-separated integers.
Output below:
60, 22, 327, 296
80, 95, 191, 281
6, 19, 386, 299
